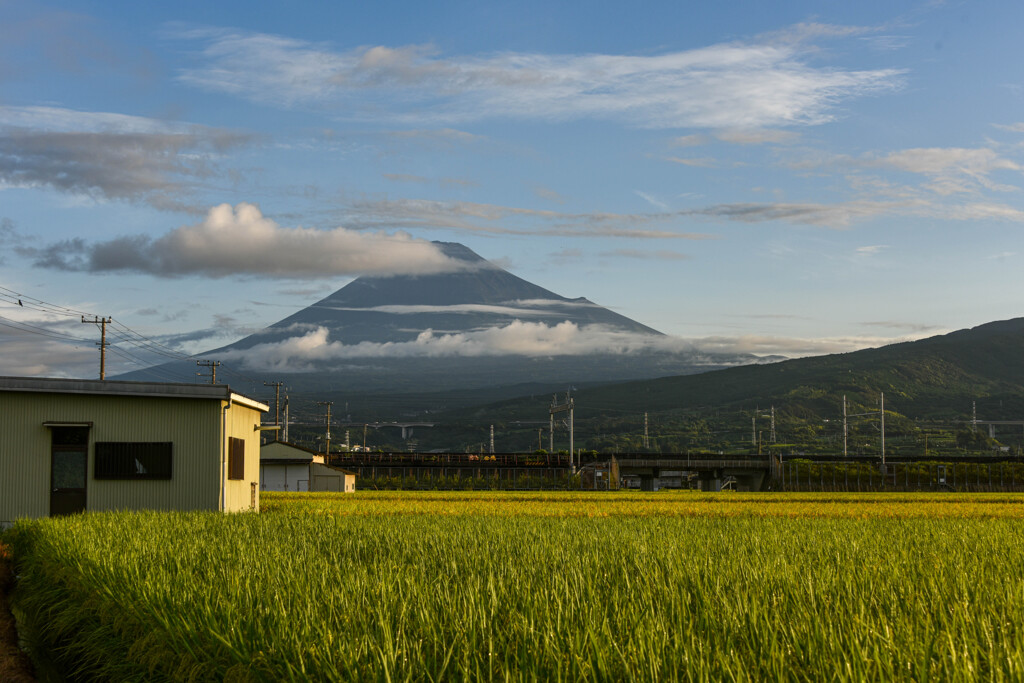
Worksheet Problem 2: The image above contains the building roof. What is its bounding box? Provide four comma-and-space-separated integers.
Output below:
0, 376, 268, 412
261, 440, 323, 464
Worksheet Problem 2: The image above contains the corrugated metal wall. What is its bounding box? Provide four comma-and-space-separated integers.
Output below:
0, 391, 264, 523
223, 400, 263, 512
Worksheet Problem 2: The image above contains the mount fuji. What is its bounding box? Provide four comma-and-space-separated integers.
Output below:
120, 243, 764, 415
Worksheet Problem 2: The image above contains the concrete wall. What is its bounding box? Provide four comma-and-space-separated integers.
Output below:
310, 463, 356, 492
260, 463, 311, 491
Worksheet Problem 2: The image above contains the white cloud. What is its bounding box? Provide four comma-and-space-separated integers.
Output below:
855, 245, 888, 255
21, 202, 468, 278
221, 321, 701, 371
219, 318, 931, 372
172, 26, 903, 129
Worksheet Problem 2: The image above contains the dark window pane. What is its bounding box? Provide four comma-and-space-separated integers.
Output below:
228, 437, 244, 480
95, 442, 173, 480
52, 450, 87, 489
52, 427, 89, 446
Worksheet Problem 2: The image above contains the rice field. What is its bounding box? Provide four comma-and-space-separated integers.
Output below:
5, 492, 1024, 681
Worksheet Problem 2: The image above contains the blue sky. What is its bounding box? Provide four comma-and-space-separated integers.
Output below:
2, 0, 1024, 377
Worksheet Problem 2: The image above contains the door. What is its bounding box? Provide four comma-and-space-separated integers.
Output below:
50, 427, 89, 516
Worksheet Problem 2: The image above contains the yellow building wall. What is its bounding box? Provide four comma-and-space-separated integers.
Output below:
0, 390, 264, 523
222, 399, 264, 512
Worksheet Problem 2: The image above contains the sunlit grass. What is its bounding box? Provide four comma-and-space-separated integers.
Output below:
263, 489, 1024, 519
5, 492, 1024, 680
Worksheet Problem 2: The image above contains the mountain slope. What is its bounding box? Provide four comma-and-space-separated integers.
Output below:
457, 317, 1024, 423
118, 242, 755, 413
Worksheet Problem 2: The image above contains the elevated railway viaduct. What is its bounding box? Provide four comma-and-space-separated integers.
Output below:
328, 451, 1024, 492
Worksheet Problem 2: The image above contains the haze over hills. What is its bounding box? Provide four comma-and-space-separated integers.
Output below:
119, 242, 765, 415
454, 317, 1024, 424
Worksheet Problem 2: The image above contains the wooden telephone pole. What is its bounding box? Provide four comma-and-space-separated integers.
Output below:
196, 360, 220, 384
80, 316, 111, 380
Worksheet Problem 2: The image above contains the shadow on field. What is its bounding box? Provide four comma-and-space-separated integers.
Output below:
0, 542, 35, 683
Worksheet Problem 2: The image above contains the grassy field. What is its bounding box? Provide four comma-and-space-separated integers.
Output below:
5, 492, 1024, 681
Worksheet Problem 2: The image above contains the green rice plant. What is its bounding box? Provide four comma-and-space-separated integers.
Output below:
6, 494, 1024, 680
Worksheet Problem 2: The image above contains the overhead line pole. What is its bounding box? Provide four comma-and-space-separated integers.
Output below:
549, 392, 575, 473
81, 316, 111, 380
317, 401, 333, 460
196, 360, 220, 384
264, 381, 284, 440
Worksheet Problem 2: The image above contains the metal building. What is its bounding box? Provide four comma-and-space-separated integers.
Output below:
260, 441, 357, 492
0, 376, 269, 526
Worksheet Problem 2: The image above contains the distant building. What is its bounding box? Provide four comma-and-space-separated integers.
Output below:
260, 441, 357, 492
0, 376, 268, 527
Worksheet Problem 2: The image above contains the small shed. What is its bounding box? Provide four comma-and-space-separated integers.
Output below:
0, 376, 268, 526
260, 441, 357, 492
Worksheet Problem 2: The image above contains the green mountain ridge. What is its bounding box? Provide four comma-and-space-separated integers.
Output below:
453, 317, 1024, 425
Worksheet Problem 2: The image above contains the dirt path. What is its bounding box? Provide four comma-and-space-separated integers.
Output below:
0, 542, 35, 682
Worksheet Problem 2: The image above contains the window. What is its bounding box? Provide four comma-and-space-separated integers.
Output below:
94, 442, 172, 480
228, 437, 245, 480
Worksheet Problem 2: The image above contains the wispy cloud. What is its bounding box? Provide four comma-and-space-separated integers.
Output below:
855, 244, 888, 255
602, 249, 689, 261
382, 172, 477, 188
384, 128, 485, 143
171, 25, 903, 129
873, 147, 1020, 194
792, 145, 1023, 196
689, 331, 935, 357
0, 105, 249, 211
664, 156, 718, 167
18, 202, 469, 279
714, 129, 800, 145
860, 321, 942, 334
310, 303, 570, 317
691, 201, 902, 227
340, 197, 719, 238
671, 134, 708, 147
634, 191, 670, 211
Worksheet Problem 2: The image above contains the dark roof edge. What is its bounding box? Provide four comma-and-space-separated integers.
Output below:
0, 375, 266, 409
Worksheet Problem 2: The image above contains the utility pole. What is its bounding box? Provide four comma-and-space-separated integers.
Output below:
972, 401, 977, 432
317, 401, 333, 459
770, 406, 776, 443
880, 392, 886, 467
282, 393, 290, 443
80, 316, 111, 380
644, 412, 650, 449
489, 425, 495, 455
196, 360, 220, 384
549, 392, 575, 473
264, 382, 283, 440
842, 395, 848, 459
752, 416, 756, 446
